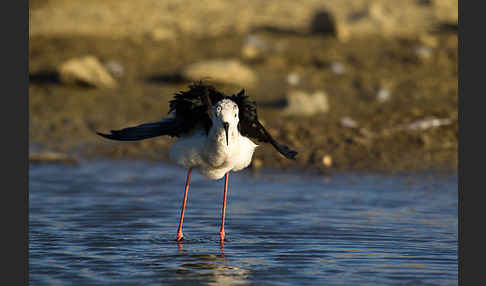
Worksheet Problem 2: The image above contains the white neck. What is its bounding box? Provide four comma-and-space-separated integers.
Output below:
208, 123, 238, 148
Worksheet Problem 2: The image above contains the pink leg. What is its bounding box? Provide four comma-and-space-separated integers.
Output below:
176, 168, 192, 241
219, 172, 229, 241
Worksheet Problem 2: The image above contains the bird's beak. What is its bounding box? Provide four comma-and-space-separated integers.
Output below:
223, 122, 229, 146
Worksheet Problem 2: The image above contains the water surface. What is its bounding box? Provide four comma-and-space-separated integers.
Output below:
30, 160, 457, 285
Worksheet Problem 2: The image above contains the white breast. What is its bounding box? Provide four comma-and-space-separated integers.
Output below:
230, 136, 258, 172
168, 129, 258, 180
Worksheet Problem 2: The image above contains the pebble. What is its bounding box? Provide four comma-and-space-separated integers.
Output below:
286, 72, 300, 86
330, 61, 345, 75
322, 155, 333, 167
414, 45, 433, 60
376, 87, 391, 102
282, 90, 330, 116
407, 117, 453, 131
58, 55, 118, 88
241, 35, 266, 60
340, 117, 359, 128
104, 60, 124, 78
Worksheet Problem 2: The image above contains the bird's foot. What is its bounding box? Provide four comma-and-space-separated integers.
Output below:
176, 232, 184, 242
219, 231, 226, 241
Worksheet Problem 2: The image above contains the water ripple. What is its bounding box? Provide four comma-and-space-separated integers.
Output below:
30, 160, 457, 285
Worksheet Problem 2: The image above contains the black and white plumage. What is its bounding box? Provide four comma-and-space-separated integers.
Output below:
97, 82, 298, 241
97, 82, 297, 178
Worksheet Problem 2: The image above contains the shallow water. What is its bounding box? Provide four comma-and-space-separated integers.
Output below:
29, 160, 457, 285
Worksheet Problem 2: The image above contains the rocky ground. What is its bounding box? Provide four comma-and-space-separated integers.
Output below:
29, 0, 458, 173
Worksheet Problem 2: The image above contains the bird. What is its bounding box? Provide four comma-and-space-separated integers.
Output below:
97, 82, 298, 242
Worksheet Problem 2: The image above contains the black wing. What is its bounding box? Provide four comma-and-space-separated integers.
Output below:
96, 118, 182, 141
97, 82, 224, 141
230, 89, 298, 160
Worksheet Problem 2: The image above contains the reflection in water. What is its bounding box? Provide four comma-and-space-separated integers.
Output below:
176, 241, 250, 286
220, 239, 225, 256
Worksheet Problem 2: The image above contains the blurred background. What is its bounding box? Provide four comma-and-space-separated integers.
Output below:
29, 0, 458, 172
29, 2, 459, 285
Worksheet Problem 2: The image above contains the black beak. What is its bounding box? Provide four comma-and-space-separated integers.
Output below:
223, 122, 229, 146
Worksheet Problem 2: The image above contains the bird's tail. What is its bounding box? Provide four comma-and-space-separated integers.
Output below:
97, 118, 180, 141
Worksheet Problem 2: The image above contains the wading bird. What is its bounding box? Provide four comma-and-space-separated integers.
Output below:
97, 82, 298, 241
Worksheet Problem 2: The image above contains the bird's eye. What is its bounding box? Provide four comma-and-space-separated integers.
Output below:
235, 114, 237, 118
217, 106, 222, 112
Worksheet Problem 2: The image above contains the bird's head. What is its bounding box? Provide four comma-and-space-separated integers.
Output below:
211, 99, 239, 146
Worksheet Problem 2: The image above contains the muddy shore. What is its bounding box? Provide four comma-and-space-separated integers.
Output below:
29, 31, 457, 173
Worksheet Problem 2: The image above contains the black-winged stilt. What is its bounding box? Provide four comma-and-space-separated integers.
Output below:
97, 82, 298, 241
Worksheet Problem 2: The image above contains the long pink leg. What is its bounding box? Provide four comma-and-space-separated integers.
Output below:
219, 172, 229, 241
176, 168, 192, 241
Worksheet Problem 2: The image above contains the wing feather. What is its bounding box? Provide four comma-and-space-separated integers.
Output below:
230, 90, 298, 160
97, 82, 222, 141
98, 82, 298, 161
97, 118, 182, 141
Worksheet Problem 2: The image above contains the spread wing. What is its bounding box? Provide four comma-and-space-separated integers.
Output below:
96, 117, 182, 141
97, 82, 224, 141
230, 89, 298, 160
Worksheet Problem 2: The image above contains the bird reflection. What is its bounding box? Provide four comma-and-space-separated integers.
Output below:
175, 241, 250, 286
220, 239, 225, 255
176, 240, 226, 256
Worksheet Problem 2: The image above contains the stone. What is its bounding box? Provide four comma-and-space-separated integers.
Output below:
58, 55, 118, 88
241, 35, 266, 60
181, 59, 257, 87
286, 72, 300, 86
340, 117, 359, 128
330, 61, 345, 75
376, 87, 391, 102
322, 155, 333, 167
29, 152, 78, 165
407, 117, 453, 131
282, 90, 329, 116
104, 60, 124, 78
414, 45, 433, 60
